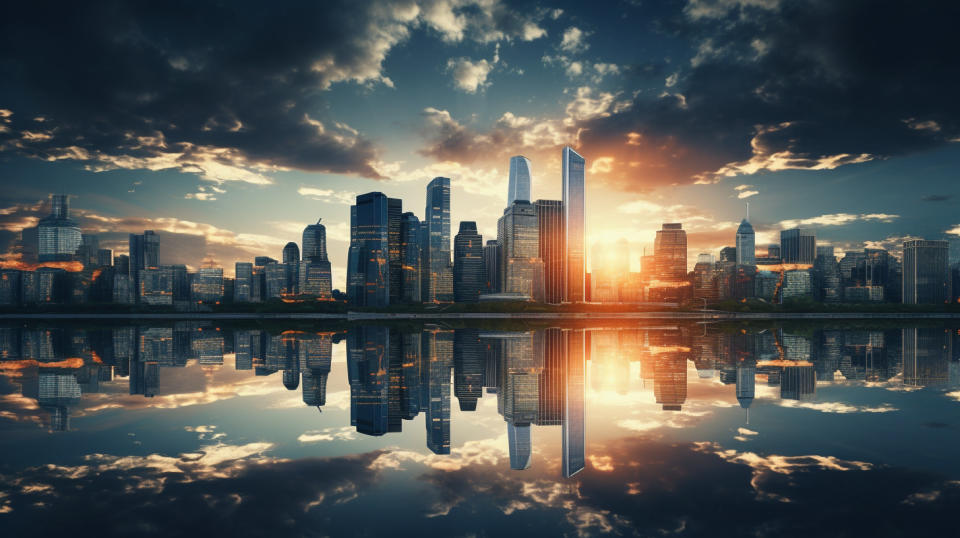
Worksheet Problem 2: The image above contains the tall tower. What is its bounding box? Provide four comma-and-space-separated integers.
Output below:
37, 194, 82, 262
453, 221, 484, 302
387, 198, 403, 304
425, 177, 452, 303
654, 223, 687, 281
902, 239, 950, 304
562, 147, 586, 302
507, 156, 532, 205
735, 204, 755, 266
535, 199, 564, 304
301, 219, 328, 263
347, 192, 390, 306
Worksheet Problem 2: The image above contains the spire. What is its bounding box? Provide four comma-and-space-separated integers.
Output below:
746, 201, 750, 222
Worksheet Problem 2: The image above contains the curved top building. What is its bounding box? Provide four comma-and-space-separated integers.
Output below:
282, 242, 300, 264
507, 156, 532, 205
735, 218, 755, 266
38, 194, 82, 262
302, 220, 327, 263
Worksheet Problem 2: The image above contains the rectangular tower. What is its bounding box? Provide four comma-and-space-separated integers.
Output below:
562, 147, 585, 302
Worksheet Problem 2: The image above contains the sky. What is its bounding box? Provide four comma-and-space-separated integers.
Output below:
1, 0, 959, 286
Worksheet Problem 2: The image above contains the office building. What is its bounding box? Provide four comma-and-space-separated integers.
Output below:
191, 267, 223, 303
282, 242, 300, 264
483, 240, 500, 293
139, 265, 173, 305
400, 212, 421, 303
301, 220, 328, 263
298, 261, 332, 298
654, 223, 687, 281
498, 201, 544, 301
347, 192, 390, 306
535, 199, 564, 303
37, 194, 82, 262
903, 240, 950, 304
424, 177, 452, 303
563, 329, 586, 477
234, 262, 254, 302
735, 211, 755, 266
453, 221, 484, 302
96, 248, 113, 267
562, 147, 586, 302
507, 156, 532, 205
780, 228, 816, 264
814, 246, 841, 302
254, 256, 277, 267
387, 198, 403, 304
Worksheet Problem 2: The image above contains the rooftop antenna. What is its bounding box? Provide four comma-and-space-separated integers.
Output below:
746, 408, 750, 425
746, 201, 750, 221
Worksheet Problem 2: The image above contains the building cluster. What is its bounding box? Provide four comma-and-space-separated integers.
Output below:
2, 154, 958, 308
0, 195, 334, 307
5, 325, 958, 470
346, 149, 586, 306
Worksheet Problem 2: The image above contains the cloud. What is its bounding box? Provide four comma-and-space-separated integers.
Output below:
776, 401, 898, 414
922, 194, 953, 202
446, 46, 499, 93
559, 27, 590, 54
778, 213, 899, 229
562, 0, 960, 190
297, 187, 356, 205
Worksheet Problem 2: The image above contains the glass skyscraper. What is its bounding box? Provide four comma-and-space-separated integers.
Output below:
483, 239, 500, 293
735, 215, 755, 266
498, 201, 544, 300
387, 198, 403, 304
347, 192, 390, 306
453, 221, 485, 302
400, 212, 421, 303
780, 228, 816, 264
37, 194, 82, 262
902, 239, 950, 304
507, 155, 532, 205
563, 329, 585, 477
562, 147, 585, 302
654, 223, 687, 280
301, 220, 327, 263
424, 177, 452, 303
536, 199, 565, 303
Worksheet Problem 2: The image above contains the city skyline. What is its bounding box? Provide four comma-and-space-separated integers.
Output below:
2, 1, 960, 291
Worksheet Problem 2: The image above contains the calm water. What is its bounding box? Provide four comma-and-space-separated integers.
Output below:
1, 321, 960, 537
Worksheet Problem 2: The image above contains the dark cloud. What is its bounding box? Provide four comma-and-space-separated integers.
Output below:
922, 194, 953, 202
0, 1, 410, 181
575, 0, 960, 188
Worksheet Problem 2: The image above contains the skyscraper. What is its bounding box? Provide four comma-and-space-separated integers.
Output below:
562, 147, 586, 302
483, 240, 500, 293
453, 221, 484, 302
425, 177, 452, 303
38, 194, 82, 262
780, 228, 816, 264
735, 209, 755, 266
234, 262, 254, 302
347, 193, 390, 306
903, 239, 950, 304
563, 329, 585, 477
400, 212, 421, 303
387, 198, 403, 304
654, 223, 687, 281
282, 242, 300, 264
507, 155, 532, 205
301, 219, 328, 263
535, 199, 564, 303
128, 230, 159, 303
498, 201, 544, 300
423, 326, 453, 454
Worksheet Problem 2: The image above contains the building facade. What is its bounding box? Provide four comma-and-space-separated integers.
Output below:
562, 147, 586, 302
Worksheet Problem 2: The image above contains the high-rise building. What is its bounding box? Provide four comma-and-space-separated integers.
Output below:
535, 199, 564, 303
301, 220, 328, 263
96, 248, 113, 268
814, 246, 841, 302
693, 253, 719, 302
498, 201, 544, 301
387, 198, 403, 304
424, 177, 452, 303
298, 260, 332, 298
654, 223, 687, 281
400, 212, 421, 303
562, 147, 586, 302
563, 329, 586, 477
234, 262, 254, 302
507, 156, 532, 205
483, 240, 500, 293
347, 192, 390, 306
139, 265, 173, 305
254, 256, 277, 267
508, 423, 532, 470
453, 221, 484, 302
282, 242, 300, 264
903, 240, 950, 304
38, 194, 82, 262
191, 267, 223, 303
423, 326, 453, 454
735, 211, 755, 266
780, 228, 816, 264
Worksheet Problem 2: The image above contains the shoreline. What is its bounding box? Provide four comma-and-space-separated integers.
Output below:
2, 311, 960, 321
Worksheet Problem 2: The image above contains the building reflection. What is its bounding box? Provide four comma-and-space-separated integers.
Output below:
2, 323, 960, 476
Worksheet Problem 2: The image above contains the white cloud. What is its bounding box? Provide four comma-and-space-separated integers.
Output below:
777, 400, 898, 414
778, 213, 899, 229
446, 48, 497, 93
564, 86, 618, 124
559, 26, 589, 54
737, 190, 758, 199
297, 187, 356, 205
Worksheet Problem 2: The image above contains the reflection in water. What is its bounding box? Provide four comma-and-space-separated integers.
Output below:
2, 324, 960, 470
